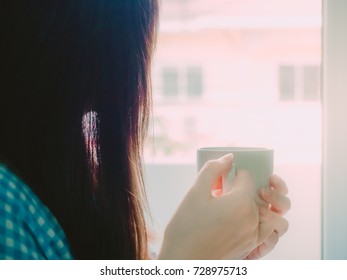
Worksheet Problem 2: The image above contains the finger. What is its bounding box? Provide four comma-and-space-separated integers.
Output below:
257, 217, 275, 245
259, 187, 291, 215
244, 231, 279, 260
270, 175, 288, 195
259, 207, 289, 237
195, 153, 233, 195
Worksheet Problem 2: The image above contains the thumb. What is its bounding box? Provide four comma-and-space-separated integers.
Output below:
195, 153, 234, 196
227, 169, 255, 195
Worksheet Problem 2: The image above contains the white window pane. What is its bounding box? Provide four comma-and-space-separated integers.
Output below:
279, 65, 295, 101
162, 67, 179, 97
303, 65, 320, 101
146, 0, 322, 260
187, 67, 203, 98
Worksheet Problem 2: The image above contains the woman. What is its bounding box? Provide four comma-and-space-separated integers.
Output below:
0, 1, 290, 259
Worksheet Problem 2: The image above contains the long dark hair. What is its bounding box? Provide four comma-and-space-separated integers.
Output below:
0, 0, 158, 259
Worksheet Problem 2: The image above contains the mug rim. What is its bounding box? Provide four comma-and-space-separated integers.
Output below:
198, 147, 272, 152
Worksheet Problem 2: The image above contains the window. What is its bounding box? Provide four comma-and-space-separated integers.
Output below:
279, 65, 295, 101
160, 66, 204, 100
162, 67, 179, 97
303, 65, 320, 100
146, 0, 322, 260
279, 65, 320, 101
187, 67, 203, 98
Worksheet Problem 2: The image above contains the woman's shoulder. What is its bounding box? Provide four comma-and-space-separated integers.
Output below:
0, 164, 73, 260
0, 164, 28, 221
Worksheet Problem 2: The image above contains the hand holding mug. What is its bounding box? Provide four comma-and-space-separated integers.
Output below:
158, 154, 260, 259
158, 147, 290, 259
197, 147, 290, 259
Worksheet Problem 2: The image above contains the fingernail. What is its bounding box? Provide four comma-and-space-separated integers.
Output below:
223, 153, 233, 160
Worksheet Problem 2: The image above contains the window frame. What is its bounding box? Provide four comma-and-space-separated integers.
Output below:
322, 0, 347, 260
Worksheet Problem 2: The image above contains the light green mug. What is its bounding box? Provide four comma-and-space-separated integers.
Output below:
197, 147, 274, 191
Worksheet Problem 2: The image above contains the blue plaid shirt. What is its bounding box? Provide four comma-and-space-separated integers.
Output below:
0, 164, 73, 259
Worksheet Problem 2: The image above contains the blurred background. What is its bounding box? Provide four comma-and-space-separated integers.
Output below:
144, 0, 322, 259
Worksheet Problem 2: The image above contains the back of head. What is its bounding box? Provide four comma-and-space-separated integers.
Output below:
0, 0, 159, 259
